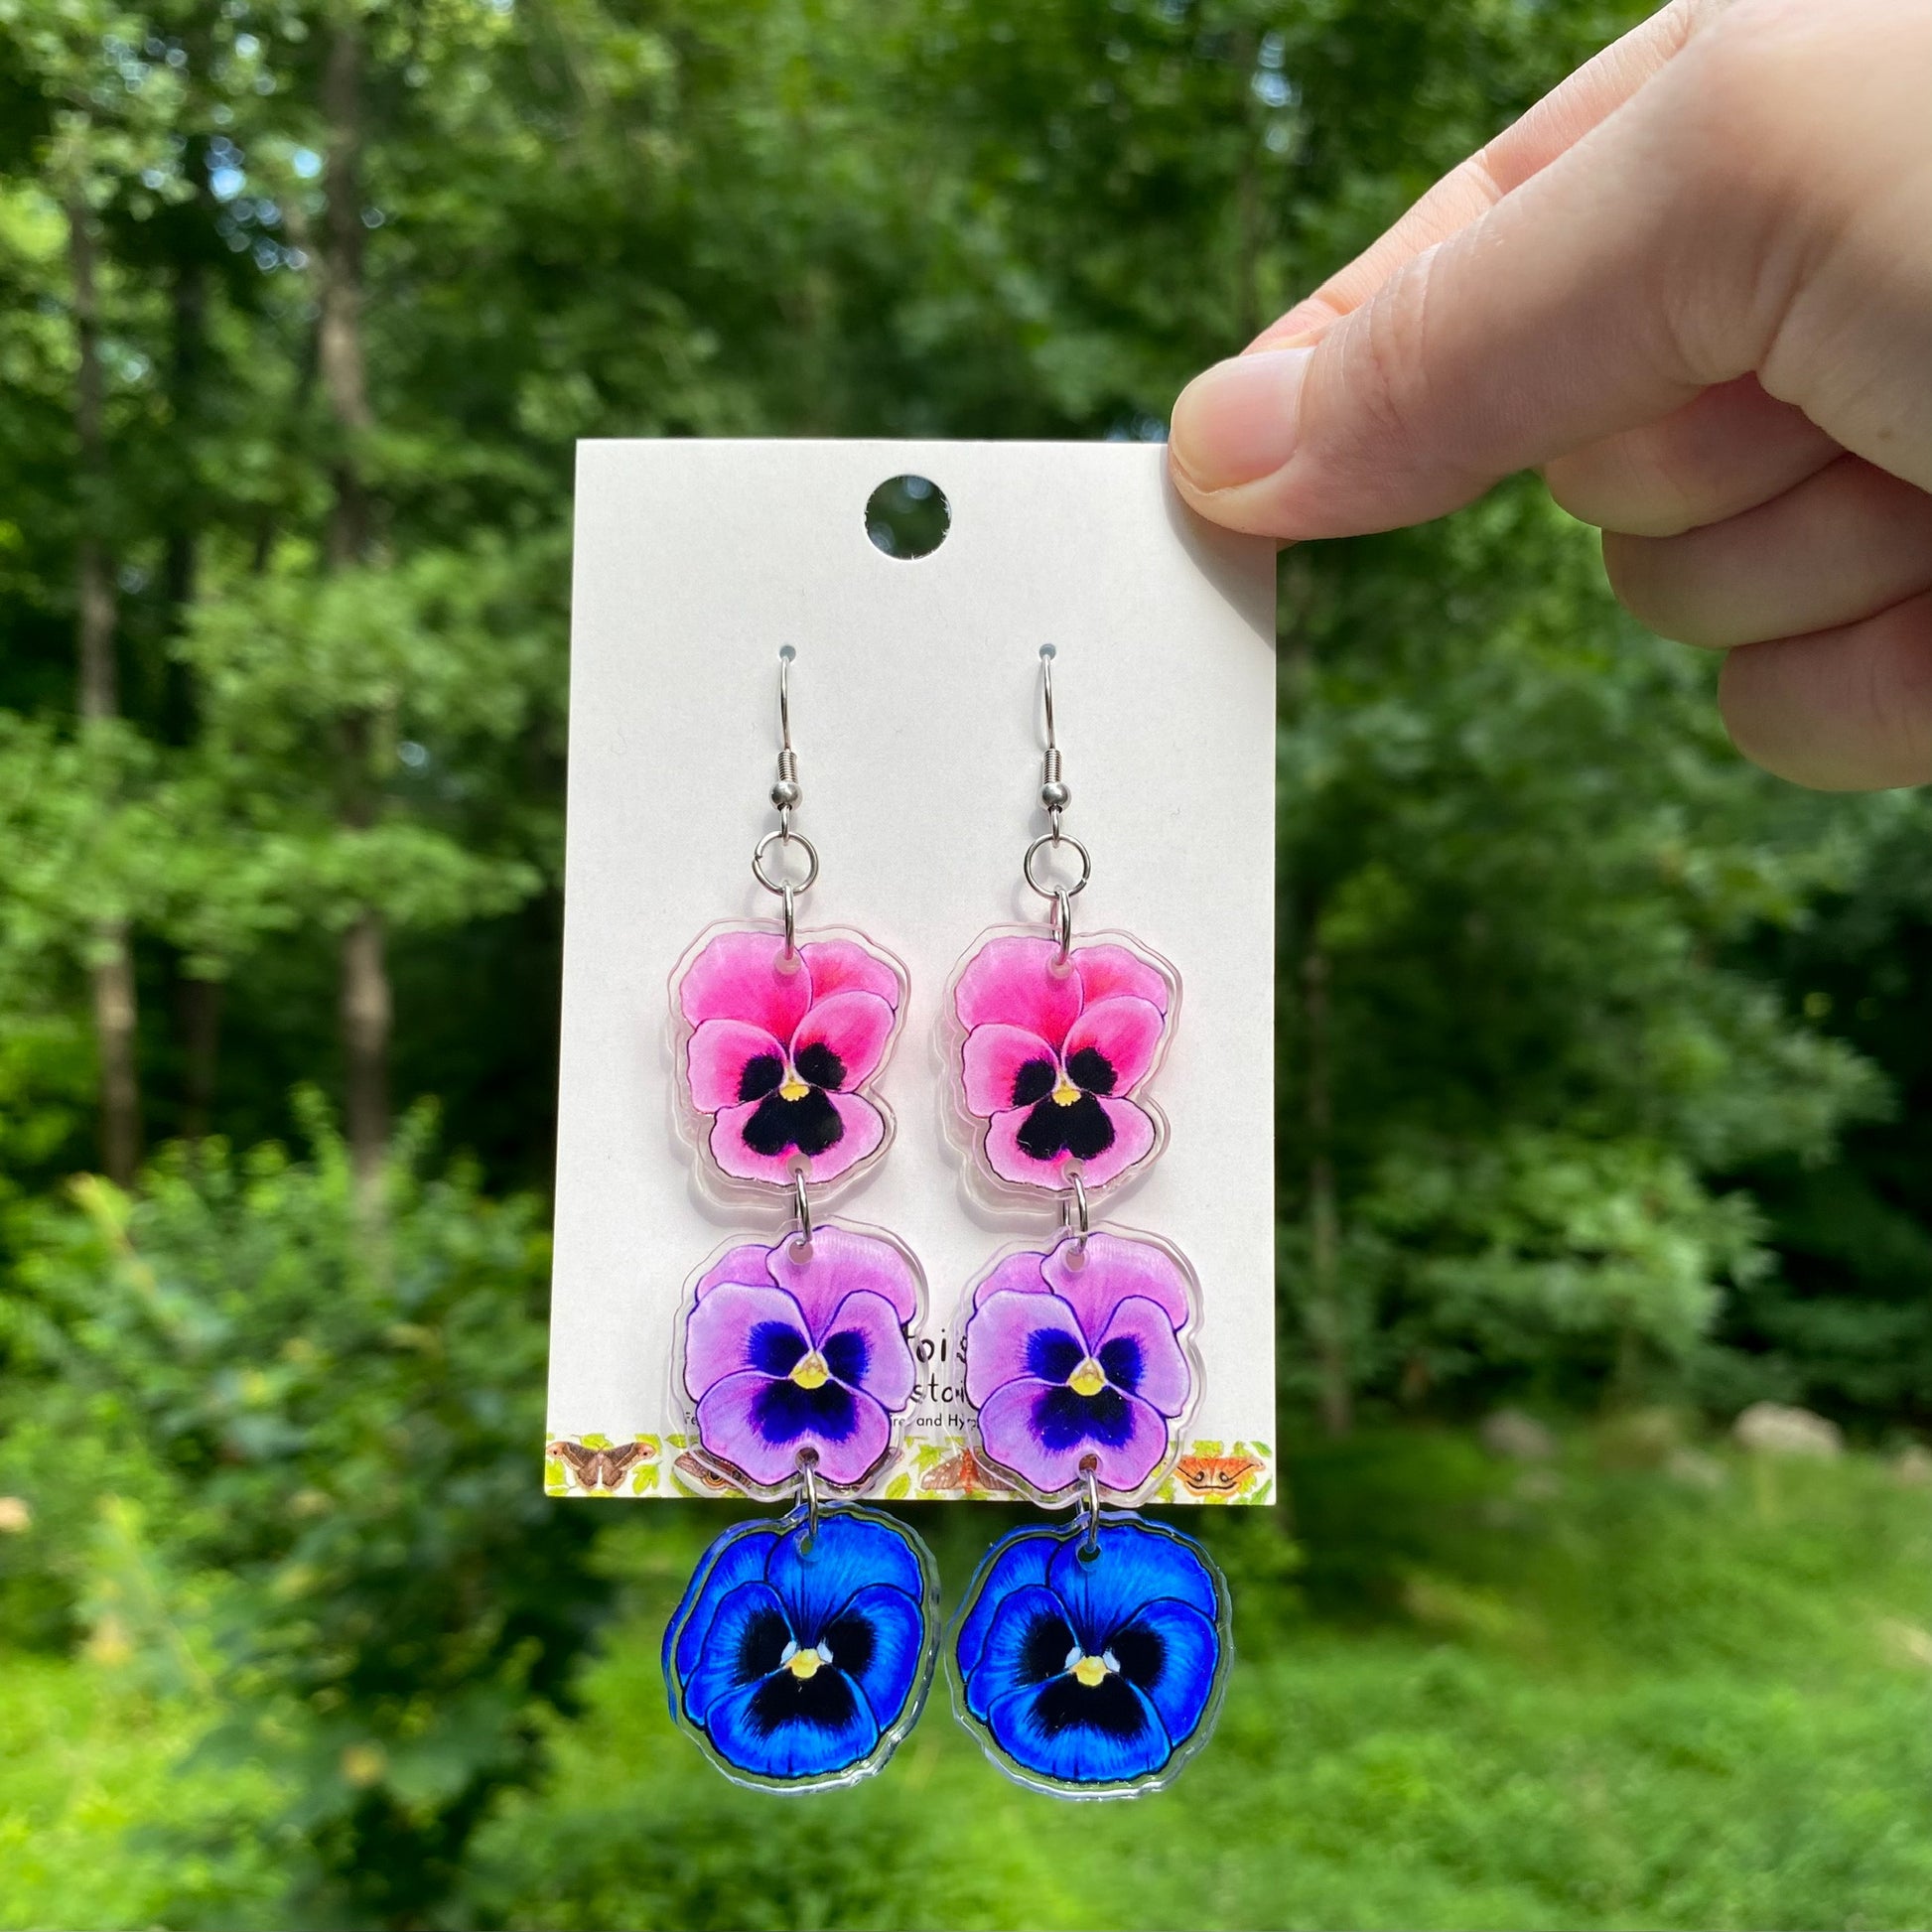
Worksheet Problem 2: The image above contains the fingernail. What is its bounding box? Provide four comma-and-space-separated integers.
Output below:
1170, 348, 1311, 492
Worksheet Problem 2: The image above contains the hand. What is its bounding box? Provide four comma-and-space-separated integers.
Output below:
1168, 0, 1932, 790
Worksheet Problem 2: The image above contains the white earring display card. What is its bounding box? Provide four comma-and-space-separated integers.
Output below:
547, 440, 1277, 1504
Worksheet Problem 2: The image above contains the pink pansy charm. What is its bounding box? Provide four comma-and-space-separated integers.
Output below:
681, 1224, 922, 1492
674, 927, 905, 1190
950, 932, 1175, 1195
962, 1231, 1196, 1499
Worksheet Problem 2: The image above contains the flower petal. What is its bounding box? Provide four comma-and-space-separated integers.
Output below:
981, 1094, 1155, 1191
1061, 996, 1167, 1097
682, 1281, 812, 1401
667, 1522, 780, 1707
1042, 1231, 1193, 1332
679, 928, 813, 1038
1047, 1519, 1220, 1652
707, 1090, 885, 1187
1106, 1596, 1222, 1750
704, 1654, 879, 1782
686, 1020, 788, 1114
767, 1512, 925, 1644
954, 934, 1083, 1045
769, 1223, 921, 1328
791, 990, 897, 1092
960, 1024, 1059, 1118
984, 1673, 1172, 1786
692, 1242, 780, 1301
681, 1579, 793, 1727
1070, 942, 1172, 1015
694, 1369, 887, 1488
962, 1585, 1075, 1722
1095, 1296, 1193, 1418
963, 1290, 1090, 1408
799, 938, 902, 1009
978, 1379, 1171, 1494
953, 1528, 1057, 1680
819, 1289, 916, 1411
823, 1582, 927, 1733
970, 1248, 1052, 1310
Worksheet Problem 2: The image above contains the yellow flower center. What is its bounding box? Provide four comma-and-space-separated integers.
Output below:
787, 1648, 822, 1680
1067, 1357, 1107, 1398
1072, 1655, 1110, 1688
778, 1072, 811, 1101
1049, 1075, 1081, 1107
789, 1351, 830, 1391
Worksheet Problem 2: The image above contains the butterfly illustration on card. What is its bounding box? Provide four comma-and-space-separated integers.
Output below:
1174, 1451, 1262, 1498
551, 1440, 653, 1492
920, 1445, 1014, 1495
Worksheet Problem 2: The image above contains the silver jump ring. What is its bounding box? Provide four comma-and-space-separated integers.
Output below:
1052, 887, 1073, 960
753, 827, 820, 897
791, 1170, 813, 1247
1023, 831, 1090, 903
781, 882, 797, 956
1078, 1455, 1101, 1559
796, 1451, 821, 1550
1062, 1172, 1089, 1245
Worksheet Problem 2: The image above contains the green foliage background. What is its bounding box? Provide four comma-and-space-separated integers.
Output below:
1, 2, 1929, 1928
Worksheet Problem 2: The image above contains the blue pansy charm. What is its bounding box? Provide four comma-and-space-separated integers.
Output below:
664, 1505, 939, 1791
950, 1512, 1230, 1797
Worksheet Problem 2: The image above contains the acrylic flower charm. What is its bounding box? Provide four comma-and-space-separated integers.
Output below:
665, 1511, 935, 1787
951, 934, 1174, 1193
963, 1231, 1195, 1498
676, 928, 904, 1189
682, 1225, 920, 1491
953, 1517, 1226, 1793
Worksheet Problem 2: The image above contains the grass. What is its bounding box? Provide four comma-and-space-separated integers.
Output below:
5, 1425, 1932, 1929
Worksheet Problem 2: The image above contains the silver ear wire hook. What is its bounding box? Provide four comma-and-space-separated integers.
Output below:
1024, 644, 1090, 956
753, 645, 819, 951
1038, 642, 1067, 832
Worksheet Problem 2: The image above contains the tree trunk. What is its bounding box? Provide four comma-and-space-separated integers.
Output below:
69, 184, 142, 1186
341, 912, 390, 1192
179, 974, 223, 1144
1302, 934, 1352, 1437
319, 15, 390, 1190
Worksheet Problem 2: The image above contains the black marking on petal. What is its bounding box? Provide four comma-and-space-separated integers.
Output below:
794, 1040, 847, 1089
1097, 1334, 1144, 1395
1109, 1619, 1168, 1694
738, 1052, 784, 1103
1026, 1327, 1084, 1384
747, 1663, 863, 1738
748, 1320, 810, 1378
1011, 1058, 1056, 1108
1034, 1383, 1135, 1451
1015, 1092, 1117, 1165
1034, 1671, 1150, 1743
823, 1327, 871, 1387
821, 1607, 878, 1683
733, 1601, 792, 1685
1059, 1093, 1117, 1161
752, 1378, 860, 1445
1019, 1605, 1076, 1686
1065, 1046, 1117, 1096
741, 1087, 846, 1158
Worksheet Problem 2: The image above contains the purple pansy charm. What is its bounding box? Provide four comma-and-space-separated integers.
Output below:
680, 1223, 923, 1494
962, 1230, 1197, 1501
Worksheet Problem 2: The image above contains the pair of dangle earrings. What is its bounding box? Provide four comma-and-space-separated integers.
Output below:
660, 646, 1230, 1798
